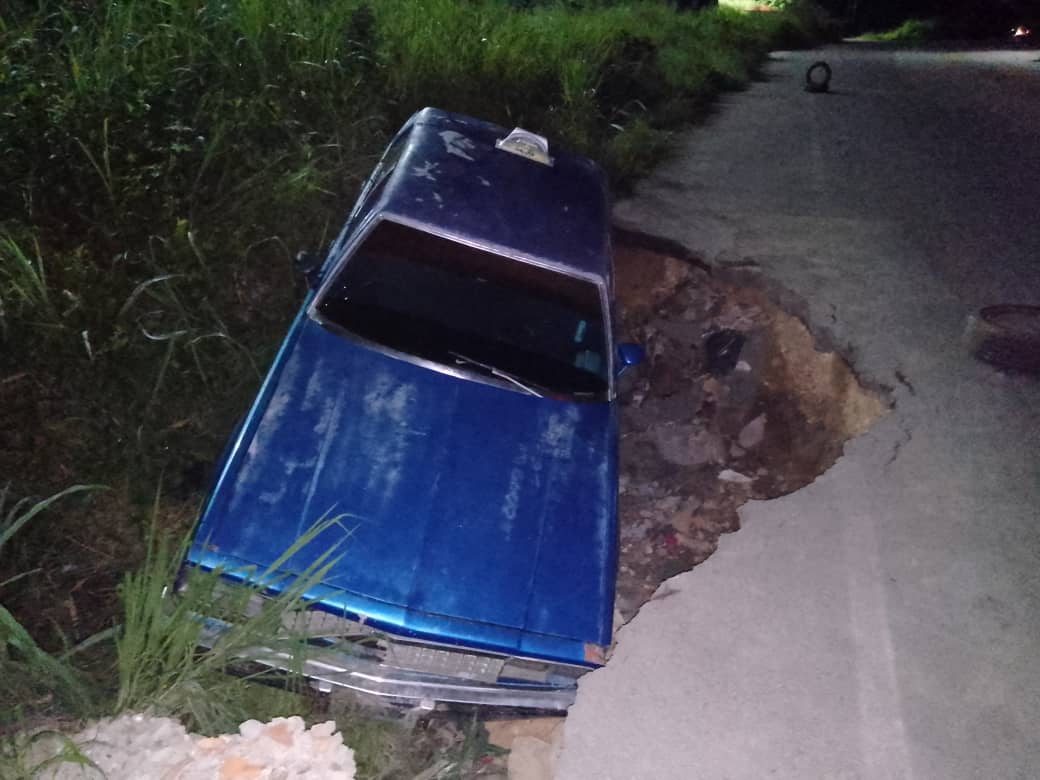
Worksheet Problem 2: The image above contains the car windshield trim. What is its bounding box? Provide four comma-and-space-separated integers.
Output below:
312, 220, 612, 401
309, 313, 519, 394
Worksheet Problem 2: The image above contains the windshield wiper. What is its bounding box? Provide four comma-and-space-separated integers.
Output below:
448, 351, 545, 398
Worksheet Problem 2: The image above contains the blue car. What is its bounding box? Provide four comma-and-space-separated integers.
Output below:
185, 107, 643, 711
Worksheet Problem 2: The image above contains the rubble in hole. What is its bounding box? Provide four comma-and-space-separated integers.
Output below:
612, 237, 887, 624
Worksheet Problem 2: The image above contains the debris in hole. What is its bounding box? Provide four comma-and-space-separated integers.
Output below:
704, 329, 746, 375
611, 236, 886, 625
718, 469, 753, 484
738, 413, 767, 449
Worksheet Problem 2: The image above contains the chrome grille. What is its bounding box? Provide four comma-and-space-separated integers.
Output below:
383, 643, 505, 683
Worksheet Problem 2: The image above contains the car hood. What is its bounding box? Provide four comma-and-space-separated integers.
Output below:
190, 316, 617, 657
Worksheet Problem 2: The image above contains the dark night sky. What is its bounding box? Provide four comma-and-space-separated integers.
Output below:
847, 0, 1039, 34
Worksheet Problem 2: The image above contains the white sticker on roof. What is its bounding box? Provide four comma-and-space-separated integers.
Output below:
496, 128, 553, 166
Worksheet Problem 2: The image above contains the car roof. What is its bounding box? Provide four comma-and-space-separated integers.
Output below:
376, 107, 612, 283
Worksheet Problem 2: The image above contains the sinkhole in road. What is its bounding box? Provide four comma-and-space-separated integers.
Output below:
610, 232, 888, 626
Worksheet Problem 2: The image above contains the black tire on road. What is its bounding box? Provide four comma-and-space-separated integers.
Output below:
967, 304, 1040, 374
805, 61, 832, 93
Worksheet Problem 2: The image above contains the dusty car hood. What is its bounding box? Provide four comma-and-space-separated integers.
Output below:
189, 315, 618, 660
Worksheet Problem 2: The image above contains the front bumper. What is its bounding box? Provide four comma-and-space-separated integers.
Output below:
197, 617, 583, 712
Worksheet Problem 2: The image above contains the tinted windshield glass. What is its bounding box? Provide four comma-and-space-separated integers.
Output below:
315, 220, 609, 399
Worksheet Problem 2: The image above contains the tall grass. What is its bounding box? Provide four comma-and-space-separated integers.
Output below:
114, 506, 350, 734
0, 485, 106, 724
856, 18, 940, 42
0, 730, 99, 780
372, 1, 812, 156
2, 1, 394, 497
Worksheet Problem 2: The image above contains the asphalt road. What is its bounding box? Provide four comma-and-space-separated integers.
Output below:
557, 44, 1040, 779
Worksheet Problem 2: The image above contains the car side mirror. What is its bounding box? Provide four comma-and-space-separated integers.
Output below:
615, 343, 645, 377
294, 250, 322, 289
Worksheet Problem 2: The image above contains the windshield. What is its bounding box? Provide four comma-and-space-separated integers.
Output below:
315, 220, 609, 399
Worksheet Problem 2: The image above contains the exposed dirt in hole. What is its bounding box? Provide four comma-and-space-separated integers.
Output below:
611, 234, 887, 623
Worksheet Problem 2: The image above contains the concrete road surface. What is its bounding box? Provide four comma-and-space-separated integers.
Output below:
557, 45, 1040, 779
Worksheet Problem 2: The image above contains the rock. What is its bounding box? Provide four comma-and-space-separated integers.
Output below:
670, 510, 698, 534
310, 721, 336, 738
486, 718, 565, 780
647, 352, 685, 397
264, 722, 294, 748
630, 383, 649, 408
651, 423, 725, 466
718, 469, 753, 484
30, 715, 357, 780
219, 755, 264, 780
714, 302, 760, 332
738, 413, 767, 449
704, 329, 745, 375
485, 718, 565, 751
238, 720, 265, 740
654, 495, 681, 513
507, 737, 554, 780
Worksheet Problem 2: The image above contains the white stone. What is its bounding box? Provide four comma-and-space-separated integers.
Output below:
718, 468, 753, 484
738, 413, 767, 449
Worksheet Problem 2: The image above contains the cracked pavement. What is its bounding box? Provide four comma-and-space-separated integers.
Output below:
557, 44, 1040, 779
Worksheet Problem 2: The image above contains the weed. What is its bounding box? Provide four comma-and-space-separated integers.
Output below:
605, 120, 674, 191
331, 703, 434, 779
0, 236, 57, 332
0, 730, 101, 780
0, 485, 107, 725
113, 495, 351, 735
856, 18, 940, 43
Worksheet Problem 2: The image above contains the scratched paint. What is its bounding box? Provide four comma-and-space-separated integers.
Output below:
438, 129, 477, 161
231, 349, 303, 519
298, 383, 348, 534
361, 372, 419, 507
411, 160, 438, 181
501, 445, 529, 539
540, 405, 580, 460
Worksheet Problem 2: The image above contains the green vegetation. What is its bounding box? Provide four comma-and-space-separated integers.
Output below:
1, 0, 829, 774
1, 485, 106, 724
855, 18, 941, 42
113, 506, 349, 734
0, 730, 100, 780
